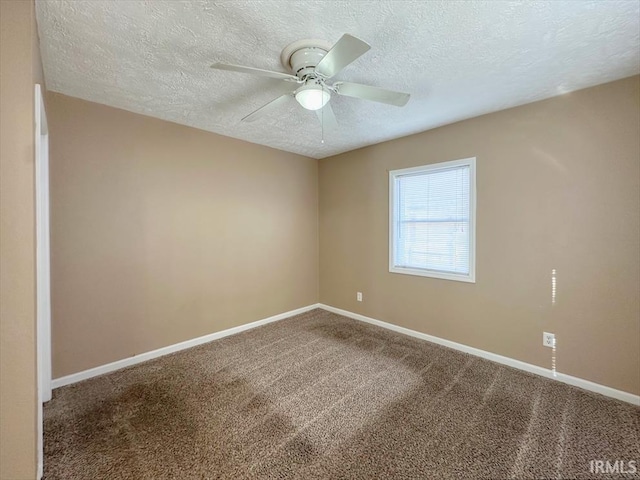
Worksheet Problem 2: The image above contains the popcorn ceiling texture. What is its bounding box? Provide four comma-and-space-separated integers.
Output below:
36, 0, 640, 159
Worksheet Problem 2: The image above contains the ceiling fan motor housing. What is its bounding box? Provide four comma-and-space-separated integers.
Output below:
280, 39, 333, 80
290, 48, 326, 79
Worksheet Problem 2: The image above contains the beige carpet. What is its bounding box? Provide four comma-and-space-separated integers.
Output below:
45, 309, 639, 479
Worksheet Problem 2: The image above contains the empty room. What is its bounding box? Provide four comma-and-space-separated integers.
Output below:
1, 0, 639, 478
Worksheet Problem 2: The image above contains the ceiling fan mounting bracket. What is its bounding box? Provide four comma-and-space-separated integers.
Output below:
280, 39, 333, 79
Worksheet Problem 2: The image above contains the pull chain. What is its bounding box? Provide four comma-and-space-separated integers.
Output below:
321, 96, 325, 144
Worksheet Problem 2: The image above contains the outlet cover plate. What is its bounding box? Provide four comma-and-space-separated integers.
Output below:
543, 332, 555, 348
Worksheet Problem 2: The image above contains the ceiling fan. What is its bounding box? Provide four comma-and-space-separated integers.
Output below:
211, 34, 410, 128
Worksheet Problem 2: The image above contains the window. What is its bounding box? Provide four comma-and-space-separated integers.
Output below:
389, 158, 476, 283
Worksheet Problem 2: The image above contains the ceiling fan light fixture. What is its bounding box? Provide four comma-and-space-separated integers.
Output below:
295, 84, 330, 110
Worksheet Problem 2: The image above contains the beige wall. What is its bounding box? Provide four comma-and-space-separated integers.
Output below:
0, 0, 44, 478
48, 93, 319, 378
319, 76, 640, 395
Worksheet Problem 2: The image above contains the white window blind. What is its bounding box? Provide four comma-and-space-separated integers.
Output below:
389, 158, 476, 282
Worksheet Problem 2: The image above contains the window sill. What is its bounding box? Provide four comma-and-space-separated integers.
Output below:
389, 266, 476, 283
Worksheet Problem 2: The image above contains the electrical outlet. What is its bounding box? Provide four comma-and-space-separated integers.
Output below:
543, 332, 555, 348
357, 292, 363, 302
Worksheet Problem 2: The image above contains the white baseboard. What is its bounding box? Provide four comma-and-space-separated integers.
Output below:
51, 304, 321, 389
319, 304, 640, 406
52, 302, 639, 406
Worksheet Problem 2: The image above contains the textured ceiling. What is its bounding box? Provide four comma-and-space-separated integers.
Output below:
36, 0, 640, 159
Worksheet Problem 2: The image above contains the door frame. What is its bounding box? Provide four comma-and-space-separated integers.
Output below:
35, 83, 51, 480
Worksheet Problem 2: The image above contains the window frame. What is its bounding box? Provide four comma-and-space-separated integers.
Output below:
389, 157, 476, 283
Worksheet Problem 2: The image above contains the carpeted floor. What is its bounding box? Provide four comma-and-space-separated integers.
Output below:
45, 309, 639, 479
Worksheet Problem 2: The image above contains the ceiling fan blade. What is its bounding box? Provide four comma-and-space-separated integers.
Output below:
211, 63, 299, 82
315, 103, 339, 131
334, 81, 410, 107
241, 93, 292, 122
314, 34, 370, 79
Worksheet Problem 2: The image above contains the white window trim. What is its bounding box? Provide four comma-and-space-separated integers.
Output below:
389, 157, 476, 283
